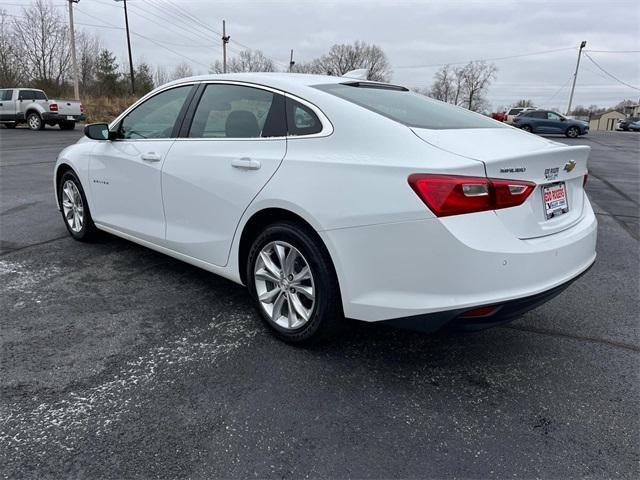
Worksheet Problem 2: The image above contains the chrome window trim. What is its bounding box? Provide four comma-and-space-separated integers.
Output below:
109, 80, 334, 142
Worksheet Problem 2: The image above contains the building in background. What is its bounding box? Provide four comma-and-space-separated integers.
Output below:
589, 111, 626, 131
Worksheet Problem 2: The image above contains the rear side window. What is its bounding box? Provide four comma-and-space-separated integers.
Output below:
528, 111, 546, 119
0, 89, 12, 101
33, 91, 46, 100
286, 98, 322, 136
18, 90, 34, 100
508, 108, 522, 115
189, 84, 286, 138
314, 83, 505, 130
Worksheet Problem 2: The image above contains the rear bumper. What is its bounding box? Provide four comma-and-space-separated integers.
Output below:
321, 195, 597, 323
42, 112, 86, 122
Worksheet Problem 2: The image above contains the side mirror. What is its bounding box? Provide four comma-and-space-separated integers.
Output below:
560, 117, 566, 122
84, 123, 113, 140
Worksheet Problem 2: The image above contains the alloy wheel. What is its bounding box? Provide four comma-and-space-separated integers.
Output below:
254, 240, 315, 330
28, 114, 41, 130
61, 180, 84, 233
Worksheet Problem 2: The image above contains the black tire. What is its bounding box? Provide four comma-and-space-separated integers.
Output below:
246, 221, 343, 344
3, 122, 17, 129
59, 121, 76, 130
26, 112, 44, 130
566, 126, 580, 138
520, 125, 533, 133
58, 170, 97, 241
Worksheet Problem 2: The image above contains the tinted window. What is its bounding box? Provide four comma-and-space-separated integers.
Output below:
18, 90, 34, 100
33, 90, 47, 100
189, 84, 285, 138
286, 98, 322, 135
315, 83, 505, 130
120, 85, 192, 139
0, 89, 12, 101
508, 108, 522, 115
529, 111, 547, 119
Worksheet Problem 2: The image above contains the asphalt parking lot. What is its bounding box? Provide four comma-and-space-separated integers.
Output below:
1, 126, 638, 478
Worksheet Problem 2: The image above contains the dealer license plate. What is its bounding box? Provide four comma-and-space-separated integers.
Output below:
542, 182, 569, 220
66, 116, 75, 120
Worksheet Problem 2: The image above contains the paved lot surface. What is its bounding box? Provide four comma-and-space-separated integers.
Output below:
1, 126, 638, 479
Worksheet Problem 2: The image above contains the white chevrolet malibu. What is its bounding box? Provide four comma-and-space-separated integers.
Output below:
54, 73, 597, 342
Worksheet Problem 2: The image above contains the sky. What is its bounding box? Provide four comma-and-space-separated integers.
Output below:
5, 0, 640, 110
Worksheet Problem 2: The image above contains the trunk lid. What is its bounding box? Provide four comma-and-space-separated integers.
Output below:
412, 127, 590, 239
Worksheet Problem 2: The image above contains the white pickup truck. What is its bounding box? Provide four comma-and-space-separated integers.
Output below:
0, 88, 86, 130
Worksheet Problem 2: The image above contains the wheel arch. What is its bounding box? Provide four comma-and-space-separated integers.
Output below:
237, 207, 338, 290
54, 163, 76, 209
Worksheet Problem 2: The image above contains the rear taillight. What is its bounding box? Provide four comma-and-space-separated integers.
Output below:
80, 104, 84, 113
408, 174, 535, 217
49, 103, 58, 112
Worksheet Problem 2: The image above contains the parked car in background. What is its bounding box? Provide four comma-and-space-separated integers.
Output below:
506, 107, 536, 124
54, 73, 596, 343
628, 121, 640, 132
513, 110, 589, 138
0, 88, 85, 130
491, 111, 507, 122
616, 116, 640, 131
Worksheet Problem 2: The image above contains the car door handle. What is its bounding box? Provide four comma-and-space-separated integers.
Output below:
141, 152, 162, 162
231, 157, 261, 170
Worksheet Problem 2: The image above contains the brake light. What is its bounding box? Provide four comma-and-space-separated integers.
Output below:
80, 104, 84, 113
49, 103, 58, 112
460, 306, 499, 318
408, 174, 535, 217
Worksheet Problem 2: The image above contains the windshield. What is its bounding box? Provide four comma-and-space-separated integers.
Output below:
314, 83, 506, 130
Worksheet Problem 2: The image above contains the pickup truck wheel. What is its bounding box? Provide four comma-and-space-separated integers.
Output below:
3, 122, 17, 129
59, 121, 76, 130
27, 112, 44, 131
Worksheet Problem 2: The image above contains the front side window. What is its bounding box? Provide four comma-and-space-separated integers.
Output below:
547, 112, 562, 121
315, 82, 506, 130
189, 84, 285, 138
119, 85, 192, 139
0, 89, 13, 101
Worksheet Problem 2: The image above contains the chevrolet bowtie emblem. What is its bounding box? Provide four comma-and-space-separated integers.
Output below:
564, 160, 577, 172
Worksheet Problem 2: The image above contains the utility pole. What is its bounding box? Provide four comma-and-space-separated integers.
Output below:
289, 49, 295, 72
115, 0, 135, 94
67, 0, 80, 100
222, 20, 230, 73
566, 40, 587, 116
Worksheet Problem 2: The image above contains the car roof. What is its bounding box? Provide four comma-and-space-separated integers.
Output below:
162, 72, 392, 97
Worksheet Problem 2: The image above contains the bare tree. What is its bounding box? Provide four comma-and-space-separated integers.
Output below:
154, 65, 169, 87
291, 59, 325, 74
170, 62, 194, 81
209, 49, 276, 74
513, 99, 535, 108
76, 30, 101, 94
0, 10, 25, 87
12, 0, 71, 95
314, 41, 391, 82
459, 61, 497, 111
429, 61, 496, 111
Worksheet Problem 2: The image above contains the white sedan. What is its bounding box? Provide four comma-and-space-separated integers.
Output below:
54, 73, 597, 343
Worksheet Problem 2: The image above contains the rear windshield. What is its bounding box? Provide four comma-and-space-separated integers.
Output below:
314, 83, 505, 130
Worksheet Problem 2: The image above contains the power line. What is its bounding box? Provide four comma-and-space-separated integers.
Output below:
539, 74, 573, 107
74, 7, 210, 69
394, 46, 577, 69
585, 49, 640, 54
583, 52, 640, 91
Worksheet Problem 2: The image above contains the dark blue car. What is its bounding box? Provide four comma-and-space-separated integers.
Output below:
513, 110, 589, 138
